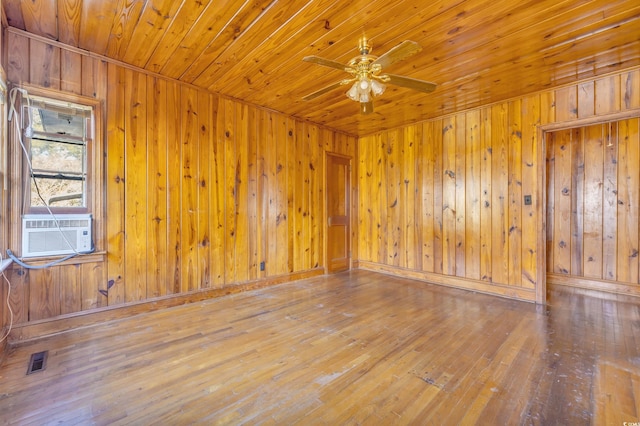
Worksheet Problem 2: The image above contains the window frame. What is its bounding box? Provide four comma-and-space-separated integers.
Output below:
19, 87, 101, 216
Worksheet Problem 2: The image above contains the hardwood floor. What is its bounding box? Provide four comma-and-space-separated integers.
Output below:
0, 270, 638, 424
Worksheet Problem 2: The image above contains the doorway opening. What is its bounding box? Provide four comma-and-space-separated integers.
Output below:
544, 116, 640, 297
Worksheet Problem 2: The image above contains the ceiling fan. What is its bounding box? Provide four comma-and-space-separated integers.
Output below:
302, 37, 436, 114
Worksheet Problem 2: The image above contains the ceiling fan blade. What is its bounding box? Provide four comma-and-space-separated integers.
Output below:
302, 81, 348, 101
303, 56, 350, 72
372, 40, 422, 69
360, 101, 374, 115
385, 74, 436, 93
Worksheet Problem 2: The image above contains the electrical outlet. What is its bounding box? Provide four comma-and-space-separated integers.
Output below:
524, 195, 532, 205
260, 261, 265, 271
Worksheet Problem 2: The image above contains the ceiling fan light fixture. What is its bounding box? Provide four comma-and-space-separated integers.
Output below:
346, 76, 384, 105
346, 82, 359, 101
370, 79, 386, 96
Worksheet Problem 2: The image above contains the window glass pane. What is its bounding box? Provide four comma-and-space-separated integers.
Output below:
31, 176, 84, 207
30, 139, 85, 174
29, 106, 88, 141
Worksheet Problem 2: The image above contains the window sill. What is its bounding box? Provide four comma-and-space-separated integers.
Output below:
14, 251, 106, 267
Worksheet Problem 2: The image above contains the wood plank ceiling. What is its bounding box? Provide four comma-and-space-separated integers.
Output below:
3, 0, 640, 136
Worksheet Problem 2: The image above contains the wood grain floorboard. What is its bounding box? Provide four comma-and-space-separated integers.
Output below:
0, 270, 638, 424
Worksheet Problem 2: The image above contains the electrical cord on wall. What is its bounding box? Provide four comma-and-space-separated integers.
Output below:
9, 87, 71, 225
0, 252, 13, 344
7, 86, 94, 269
6, 249, 88, 270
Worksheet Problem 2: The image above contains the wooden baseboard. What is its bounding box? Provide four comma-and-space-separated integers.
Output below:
547, 273, 640, 299
8, 268, 324, 345
357, 261, 536, 303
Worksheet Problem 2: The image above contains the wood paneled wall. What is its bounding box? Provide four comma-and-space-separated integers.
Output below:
547, 119, 640, 284
357, 69, 640, 301
1, 31, 356, 326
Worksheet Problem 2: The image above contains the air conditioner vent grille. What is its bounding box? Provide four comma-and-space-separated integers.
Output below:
28, 230, 77, 253
25, 219, 90, 229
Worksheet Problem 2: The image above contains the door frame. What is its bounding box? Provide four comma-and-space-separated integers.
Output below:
323, 152, 353, 274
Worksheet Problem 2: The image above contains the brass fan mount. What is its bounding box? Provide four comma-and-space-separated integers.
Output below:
358, 35, 372, 55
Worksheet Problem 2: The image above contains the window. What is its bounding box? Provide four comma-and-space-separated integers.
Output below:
22, 95, 94, 211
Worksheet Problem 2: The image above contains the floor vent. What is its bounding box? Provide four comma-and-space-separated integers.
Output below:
26, 351, 48, 375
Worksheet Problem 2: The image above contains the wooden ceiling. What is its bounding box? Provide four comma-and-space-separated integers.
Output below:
3, 0, 640, 136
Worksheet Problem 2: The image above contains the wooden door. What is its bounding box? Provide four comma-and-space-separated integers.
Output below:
326, 154, 350, 273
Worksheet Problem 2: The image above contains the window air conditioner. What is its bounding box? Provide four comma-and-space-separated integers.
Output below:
22, 214, 92, 258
